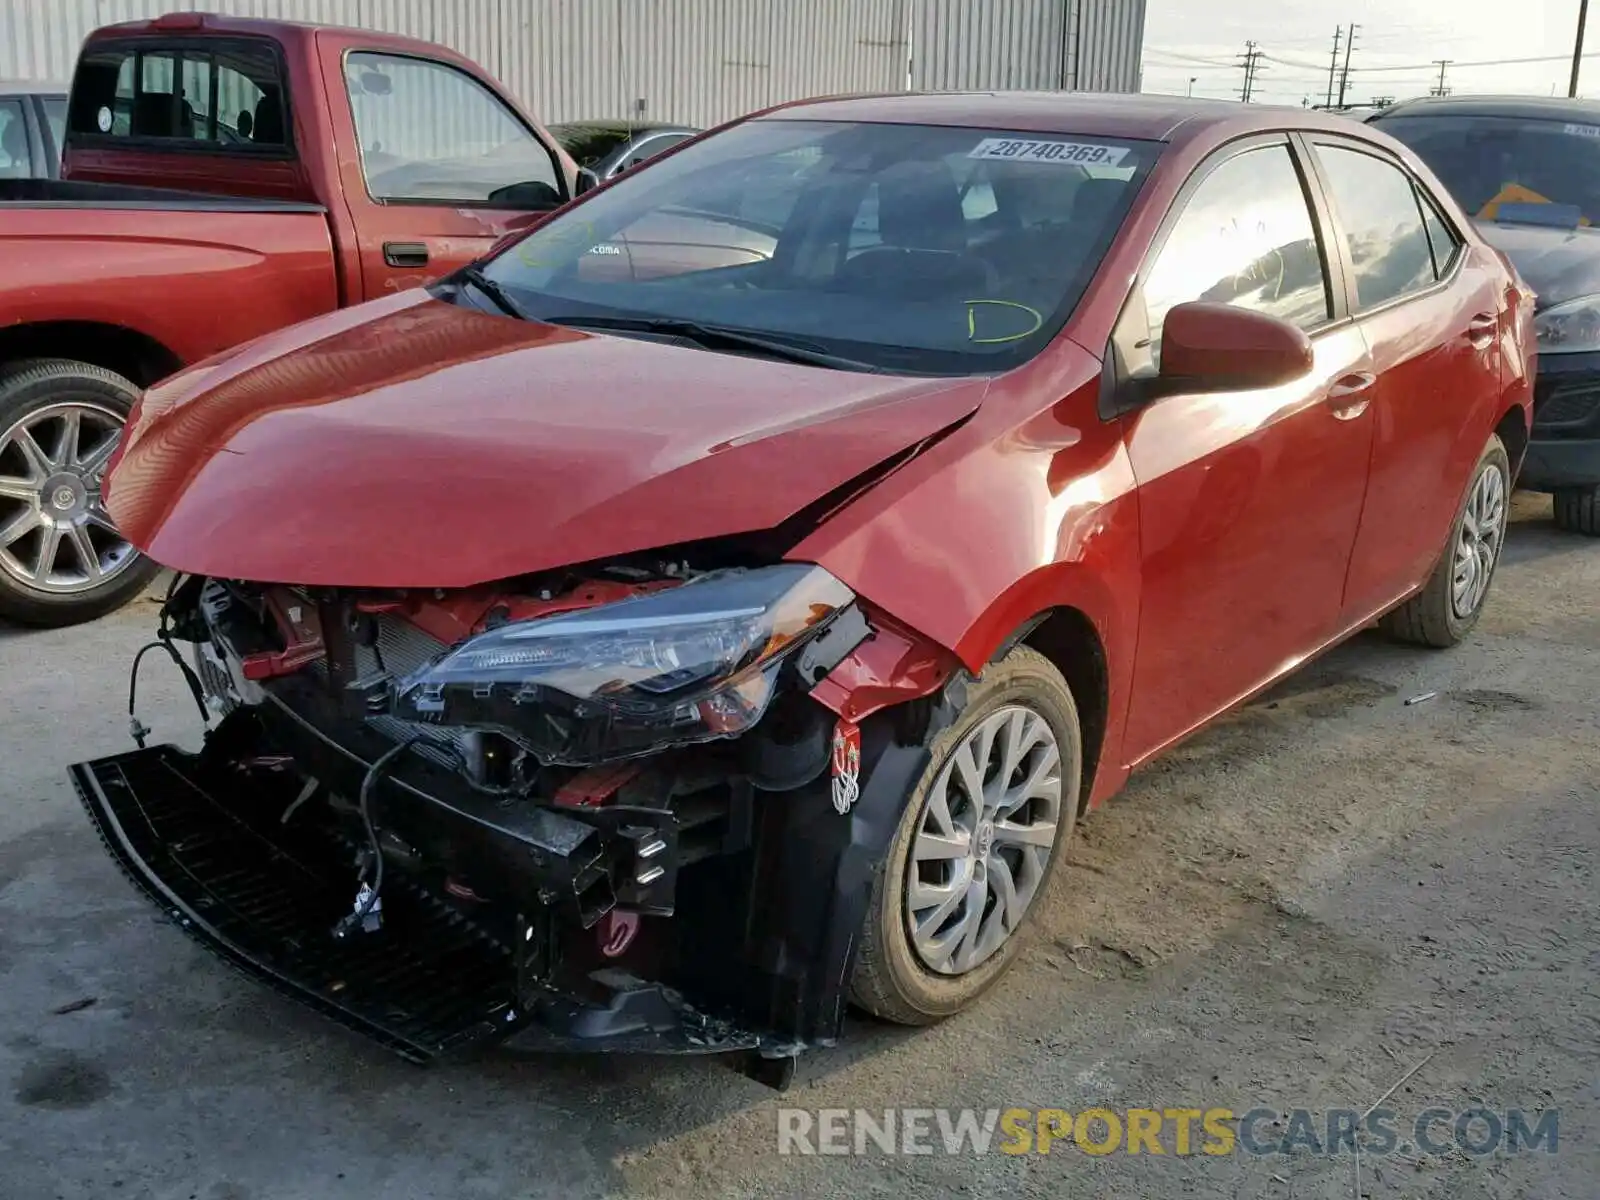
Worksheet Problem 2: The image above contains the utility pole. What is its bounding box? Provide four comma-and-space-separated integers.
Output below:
1325, 26, 1343, 108
1238, 40, 1265, 103
1571, 0, 1590, 97
1336, 23, 1359, 109
1188, 76, 1196, 97
1431, 59, 1452, 96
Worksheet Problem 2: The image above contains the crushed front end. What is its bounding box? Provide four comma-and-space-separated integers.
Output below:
70, 556, 959, 1085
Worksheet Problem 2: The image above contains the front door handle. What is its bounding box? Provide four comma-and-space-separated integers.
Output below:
383, 241, 430, 269
1327, 371, 1375, 421
1467, 312, 1498, 347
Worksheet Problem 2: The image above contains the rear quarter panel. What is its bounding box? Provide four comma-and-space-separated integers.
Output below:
0, 205, 339, 366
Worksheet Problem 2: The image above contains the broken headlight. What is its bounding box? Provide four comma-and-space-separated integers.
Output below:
388, 563, 855, 765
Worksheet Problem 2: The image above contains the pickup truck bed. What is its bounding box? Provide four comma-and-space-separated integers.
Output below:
0, 178, 341, 370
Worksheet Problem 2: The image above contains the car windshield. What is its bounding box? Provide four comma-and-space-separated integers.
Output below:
477, 118, 1158, 374
1377, 113, 1600, 226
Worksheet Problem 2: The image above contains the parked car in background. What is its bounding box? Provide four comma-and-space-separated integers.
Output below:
1371, 96, 1600, 533
0, 82, 68, 179
0, 12, 584, 628
72, 95, 1531, 1086
548, 119, 699, 180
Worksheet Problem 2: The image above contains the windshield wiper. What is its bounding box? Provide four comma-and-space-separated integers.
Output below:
539, 314, 882, 372
455, 264, 526, 319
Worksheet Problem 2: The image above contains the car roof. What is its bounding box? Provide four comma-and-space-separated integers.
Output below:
1374, 94, 1600, 122
0, 80, 68, 97
756, 90, 1374, 143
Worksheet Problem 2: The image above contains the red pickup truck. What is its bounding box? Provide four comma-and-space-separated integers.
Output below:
0, 12, 584, 627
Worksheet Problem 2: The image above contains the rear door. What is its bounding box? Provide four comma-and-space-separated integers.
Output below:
1304, 136, 1505, 617
1119, 136, 1378, 760
325, 45, 570, 298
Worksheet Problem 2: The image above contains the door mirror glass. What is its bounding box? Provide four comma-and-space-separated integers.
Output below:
574, 166, 601, 195
1157, 301, 1314, 394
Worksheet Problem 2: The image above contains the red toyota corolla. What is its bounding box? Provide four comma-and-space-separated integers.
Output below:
71, 93, 1533, 1086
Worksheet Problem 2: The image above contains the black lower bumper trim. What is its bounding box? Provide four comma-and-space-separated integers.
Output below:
71, 744, 522, 1063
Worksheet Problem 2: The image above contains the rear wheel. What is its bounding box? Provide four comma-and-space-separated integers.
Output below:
1552, 486, 1600, 536
0, 360, 158, 627
850, 646, 1081, 1025
1379, 434, 1510, 648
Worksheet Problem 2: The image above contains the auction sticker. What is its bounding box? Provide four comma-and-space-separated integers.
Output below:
968, 137, 1127, 166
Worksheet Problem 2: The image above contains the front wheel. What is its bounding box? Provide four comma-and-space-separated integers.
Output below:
1379, 433, 1510, 648
0, 359, 159, 627
849, 646, 1082, 1025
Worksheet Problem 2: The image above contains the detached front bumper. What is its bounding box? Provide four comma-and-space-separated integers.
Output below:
69, 723, 761, 1065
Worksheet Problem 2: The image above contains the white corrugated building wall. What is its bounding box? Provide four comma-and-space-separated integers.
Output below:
0, 0, 1146, 125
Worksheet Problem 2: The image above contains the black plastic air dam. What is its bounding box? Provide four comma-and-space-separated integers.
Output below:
67, 731, 760, 1064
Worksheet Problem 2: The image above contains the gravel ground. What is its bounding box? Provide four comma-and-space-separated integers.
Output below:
1, 492, 1595, 1200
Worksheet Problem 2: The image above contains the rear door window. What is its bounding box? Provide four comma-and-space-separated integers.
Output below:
40, 96, 67, 163
1312, 144, 1436, 310
67, 40, 288, 151
344, 52, 562, 208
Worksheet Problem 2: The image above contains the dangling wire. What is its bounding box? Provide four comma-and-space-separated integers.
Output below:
126, 574, 210, 748
333, 736, 418, 939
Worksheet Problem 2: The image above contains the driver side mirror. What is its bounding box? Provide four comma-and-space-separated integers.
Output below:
1152, 301, 1314, 397
574, 166, 602, 196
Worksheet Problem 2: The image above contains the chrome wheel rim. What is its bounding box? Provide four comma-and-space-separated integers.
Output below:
905, 705, 1064, 976
1451, 460, 1507, 619
0, 401, 136, 595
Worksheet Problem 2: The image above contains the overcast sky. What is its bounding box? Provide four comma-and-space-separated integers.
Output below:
1142, 0, 1593, 106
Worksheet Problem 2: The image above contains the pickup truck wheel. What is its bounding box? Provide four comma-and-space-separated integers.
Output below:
850, 646, 1081, 1025
1378, 434, 1510, 648
1552, 486, 1600, 536
0, 360, 157, 627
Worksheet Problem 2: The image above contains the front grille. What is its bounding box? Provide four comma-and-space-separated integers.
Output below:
1534, 382, 1600, 430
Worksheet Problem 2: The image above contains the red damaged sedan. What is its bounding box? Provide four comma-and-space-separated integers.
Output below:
71, 93, 1533, 1085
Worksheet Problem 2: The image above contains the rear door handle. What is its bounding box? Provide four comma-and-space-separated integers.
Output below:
383, 241, 430, 269
1327, 371, 1375, 421
1467, 312, 1498, 347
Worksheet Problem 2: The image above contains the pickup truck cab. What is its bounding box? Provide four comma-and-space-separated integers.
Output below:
0, 12, 581, 627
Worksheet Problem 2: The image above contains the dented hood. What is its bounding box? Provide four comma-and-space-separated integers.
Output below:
107, 291, 986, 588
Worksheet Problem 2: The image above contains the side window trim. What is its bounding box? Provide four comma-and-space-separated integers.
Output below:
1414, 183, 1465, 282
1305, 134, 1458, 318
1102, 132, 1346, 417
66, 36, 296, 160
340, 48, 567, 207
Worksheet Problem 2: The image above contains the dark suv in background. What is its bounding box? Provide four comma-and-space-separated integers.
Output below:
1372, 96, 1600, 533
0, 83, 68, 180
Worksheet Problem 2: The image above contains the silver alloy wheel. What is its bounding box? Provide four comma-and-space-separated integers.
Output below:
1451, 458, 1507, 619
0, 401, 135, 595
905, 705, 1064, 976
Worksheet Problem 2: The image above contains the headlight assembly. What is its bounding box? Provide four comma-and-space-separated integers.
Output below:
1534, 294, 1600, 353
388, 563, 858, 766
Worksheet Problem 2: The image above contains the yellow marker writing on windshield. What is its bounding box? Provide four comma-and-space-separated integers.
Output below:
966, 299, 1044, 344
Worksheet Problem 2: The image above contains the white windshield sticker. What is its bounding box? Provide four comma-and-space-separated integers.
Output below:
1564, 123, 1600, 139
968, 137, 1128, 166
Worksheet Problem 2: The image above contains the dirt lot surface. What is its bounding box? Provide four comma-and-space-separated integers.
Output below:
2, 493, 1595, 1199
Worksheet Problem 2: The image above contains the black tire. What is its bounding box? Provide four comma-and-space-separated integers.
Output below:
1552, 486, 1600, 536
1378, 434, 1511, 649
849, 645, 1082, 1025
0, 359, 159, 628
